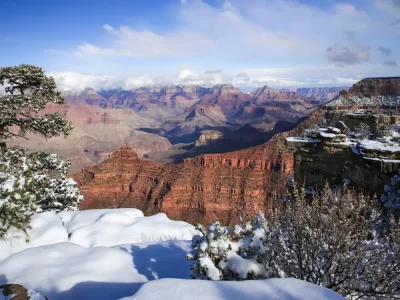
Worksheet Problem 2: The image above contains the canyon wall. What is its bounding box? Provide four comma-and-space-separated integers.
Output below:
75, 110, 322, 225
75, 78, 399, 225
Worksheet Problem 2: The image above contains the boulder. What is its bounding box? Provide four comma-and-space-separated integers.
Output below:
336, 121, 350, 134
0, 284, 47, 300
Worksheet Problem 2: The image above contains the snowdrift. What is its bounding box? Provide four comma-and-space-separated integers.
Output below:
0, 208, 197, 261
121, 278, 344, 300
0, 209, 344, 299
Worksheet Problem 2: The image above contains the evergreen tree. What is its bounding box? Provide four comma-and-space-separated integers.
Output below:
0, 65, 82, 239
0, 64, 72, 153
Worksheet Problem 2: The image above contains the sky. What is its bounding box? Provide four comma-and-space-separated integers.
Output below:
1, 0, 399, 91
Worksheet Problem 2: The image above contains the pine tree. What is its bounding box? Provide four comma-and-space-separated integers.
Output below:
0, 64, 72, 153
0, 65, 82, 239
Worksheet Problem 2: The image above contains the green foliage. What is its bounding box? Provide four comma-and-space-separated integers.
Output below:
0, 64, 73, 151
0, 64, 82, 239
187, 222, 232, 280
0, 148, 83, 239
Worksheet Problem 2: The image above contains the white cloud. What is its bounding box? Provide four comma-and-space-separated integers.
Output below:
48, 72, 123, 91
178, 69, 194, 79
74, 0, 374, 61
76, 24, 215, 58
50, 62, 393, 92
50, 0, 399, 89
103, 24, 114, 32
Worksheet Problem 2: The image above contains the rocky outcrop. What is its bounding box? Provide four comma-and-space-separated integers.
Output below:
293, 87, 347, 101
345, 77, 400, 97
10, 103, 172, 174
64, 84, 343, 124
287, 134, 400, 193
254, 86, 303, 103
286, 78, 400, 193
109, 85, 210, 112
326, 78, 400, 109
75, 140, 296, 225
75, 78, 399, 225
0, 284, 48, 300
75, 110, 321, 225
195, 130, 225, 147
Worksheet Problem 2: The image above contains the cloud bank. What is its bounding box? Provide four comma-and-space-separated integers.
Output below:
48, 0, 399, 91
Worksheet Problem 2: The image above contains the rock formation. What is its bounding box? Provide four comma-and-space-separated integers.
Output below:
64, 84, 343, 128
74, 112, 320, 225
287, 77, 400, 193
75, 78, 400, 225
9, 103, 171, 174
0, 284, 48, 300
291, 87, 348, 101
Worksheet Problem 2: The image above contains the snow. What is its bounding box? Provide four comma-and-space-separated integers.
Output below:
285, 137, 320, 143
58, 208, 144, 233
68, 212, 196, 247
121, 278, 344, 300
198, 256, 222, 280
27, 290, 47, 300
319, 132, 338, 138
0, 208, 198, 300
0, 212, 68, 262
0, 240, 193, 300
328, 127, 341, 134
0, 242, 146, 300
0, 209, 197, 261
363, 157, 400, 163
327, 95, 400, 107
328, 140, 356, 147
0, 209, 344, 299
357, 140, 400, 153
219, 251, 266, 279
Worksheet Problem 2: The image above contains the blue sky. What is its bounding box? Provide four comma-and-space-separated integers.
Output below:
1, 0, 399, 91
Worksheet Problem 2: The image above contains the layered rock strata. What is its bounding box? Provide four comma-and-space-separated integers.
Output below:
75, 78, 400, 225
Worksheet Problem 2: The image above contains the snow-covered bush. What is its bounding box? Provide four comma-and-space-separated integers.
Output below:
354, 123, 372, 139
271, 186, 399, 299
381, 169, 400, 211
188, 186, 400, 299
375, 124, 391, 138
187, 222, 231, 280
187, 221, 267, 280
0, 147, 83, 239
232, 212, 274, 278
304, 124, 320, 139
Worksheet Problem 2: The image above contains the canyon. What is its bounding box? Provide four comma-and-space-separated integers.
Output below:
75, 78, 400, 225
10, 84, 344, 173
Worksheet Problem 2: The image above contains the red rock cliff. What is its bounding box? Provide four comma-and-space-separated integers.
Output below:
74, 110, 324, 225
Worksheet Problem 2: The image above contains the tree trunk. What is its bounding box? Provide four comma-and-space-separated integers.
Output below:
0, 127, 7, 153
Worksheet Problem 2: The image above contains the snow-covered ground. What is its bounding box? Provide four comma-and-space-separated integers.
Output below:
122, 278, 344, 300
0, 209, 343, 299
